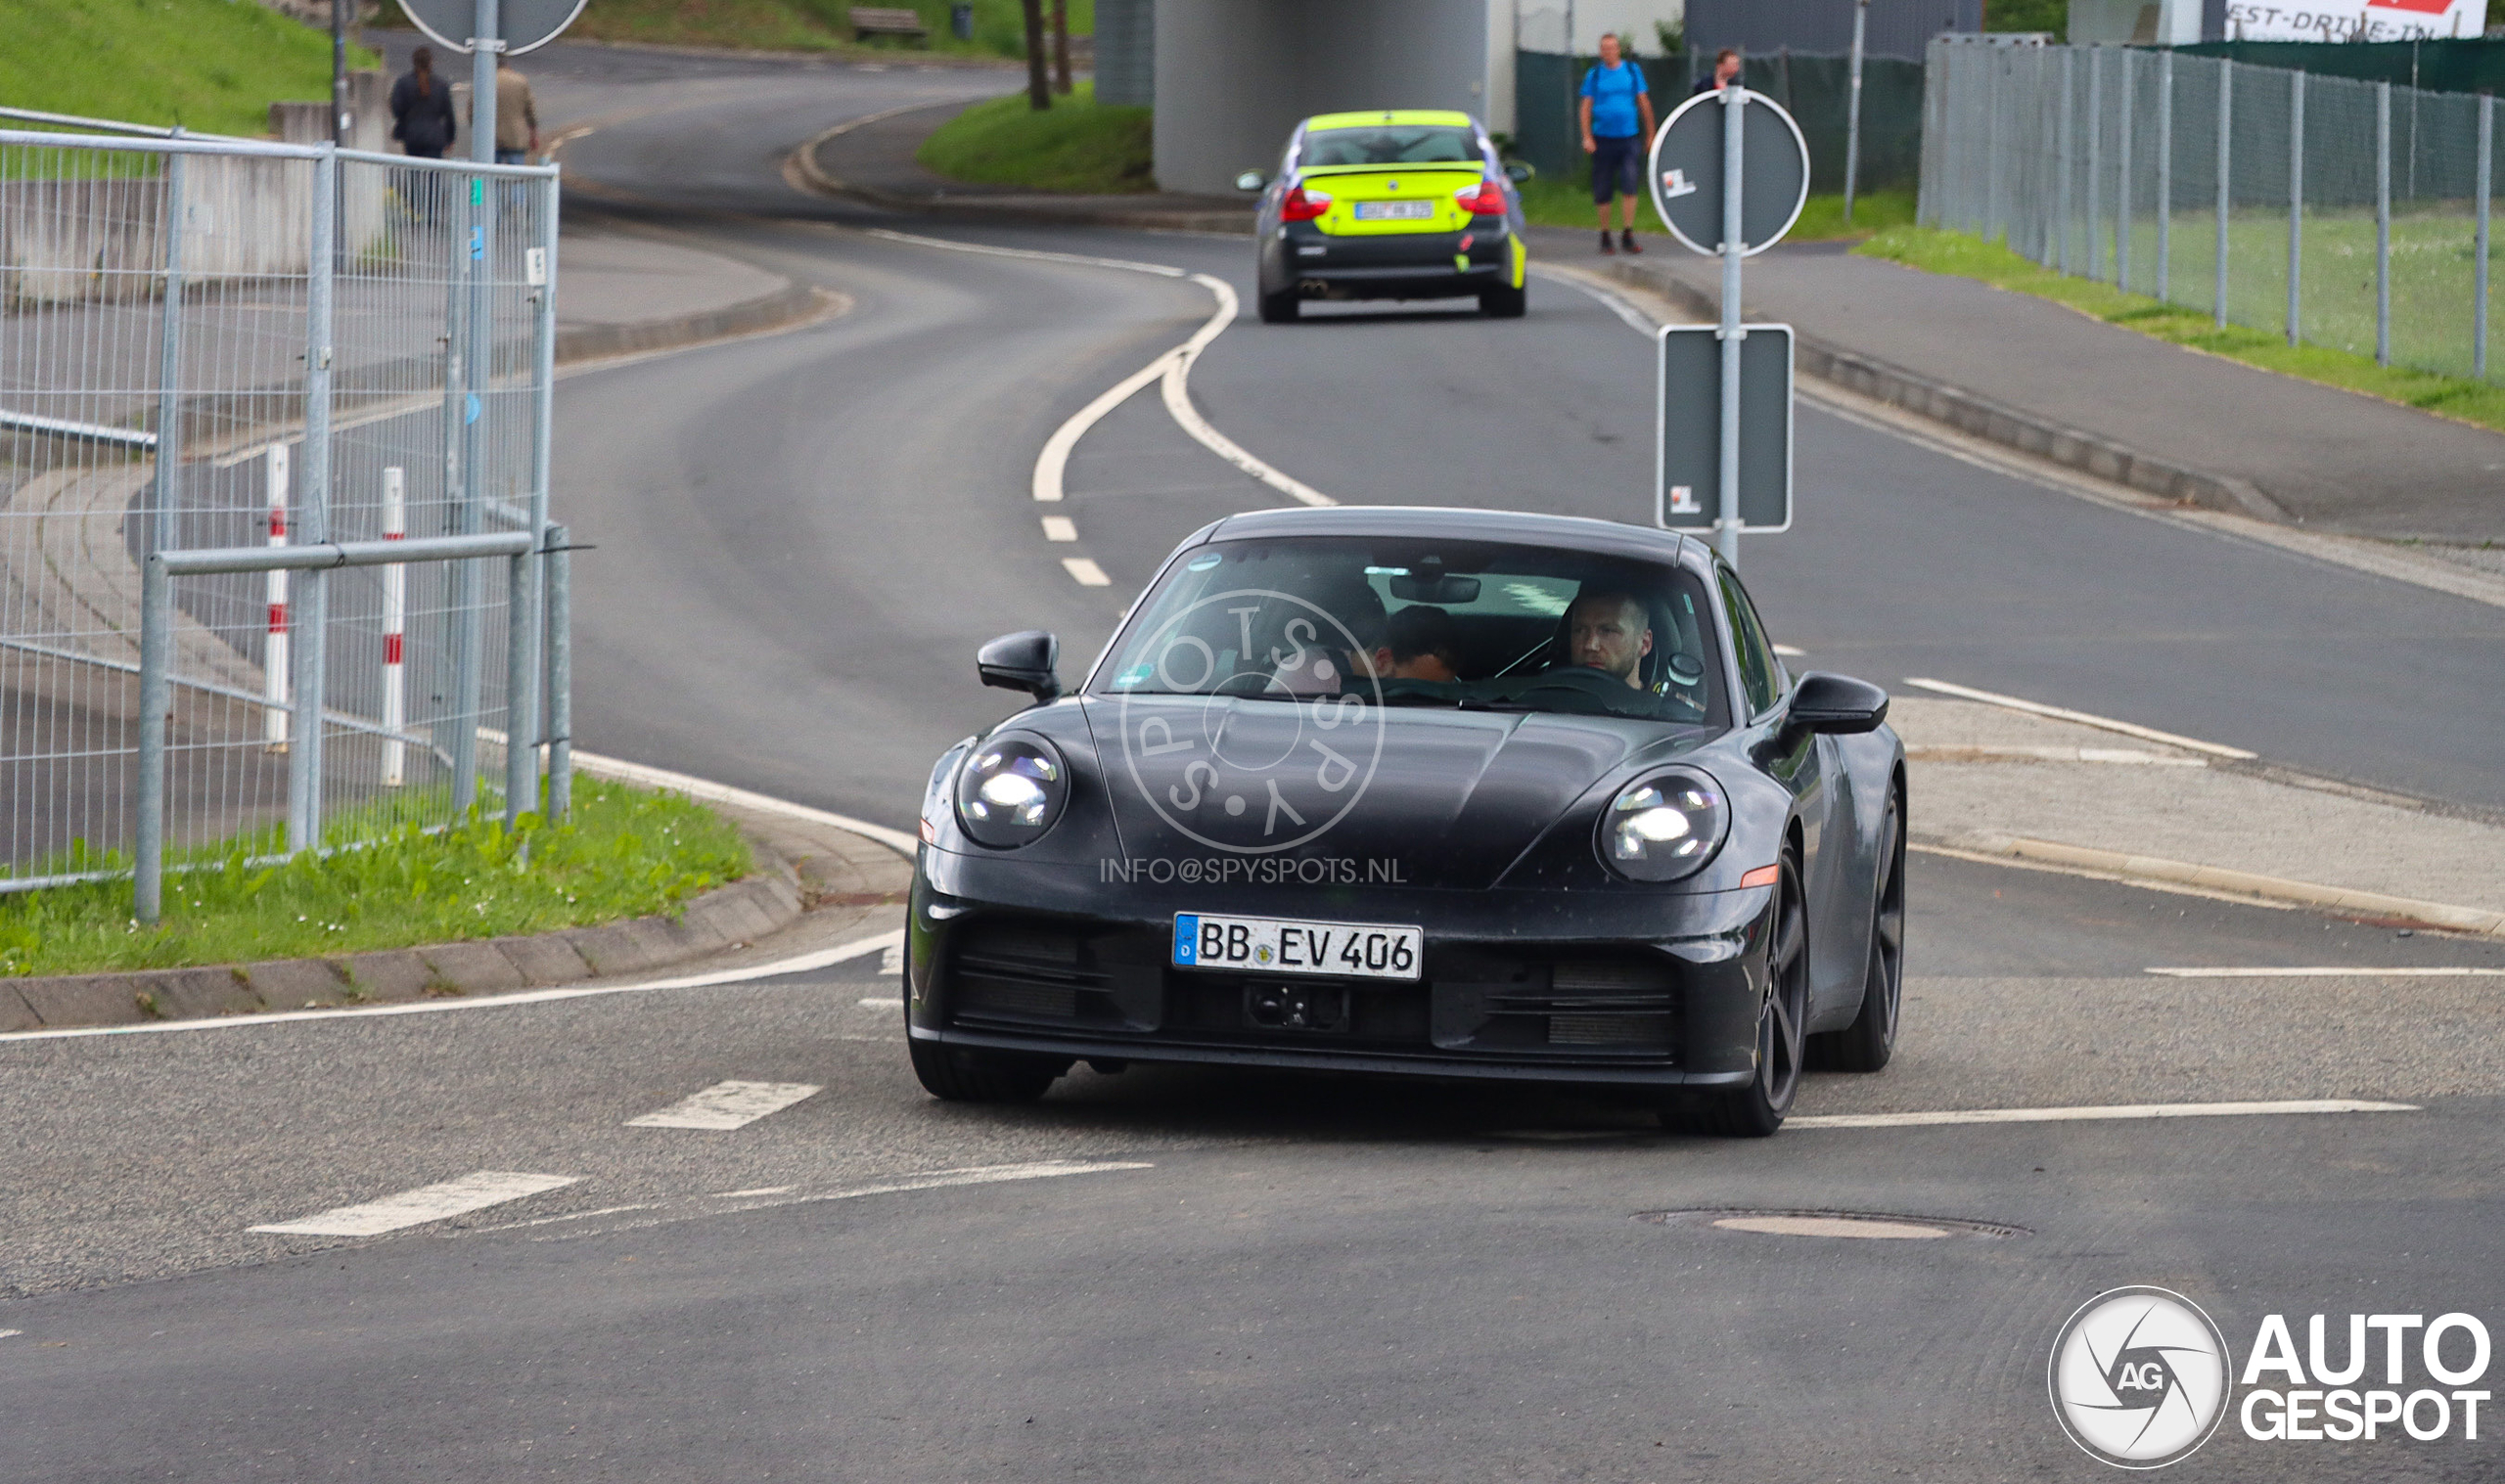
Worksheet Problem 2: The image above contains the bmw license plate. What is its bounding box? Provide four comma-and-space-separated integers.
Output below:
1352, 200, 1435, 221
1173, 913, 1423, 981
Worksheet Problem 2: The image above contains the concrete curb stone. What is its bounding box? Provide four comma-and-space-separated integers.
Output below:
0, 829, 807, 1032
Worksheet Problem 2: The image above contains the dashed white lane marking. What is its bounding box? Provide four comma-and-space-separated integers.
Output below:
250, 1172, 579, 1237
2148, 966, 2505, 977
1, 926, 906, 1043
1772, 644, 1806, 657
1040, 515, 1077, 541
1063, 556, 1112, 586
1790, 1099, 2415, 1130
879, 942, 903, 974
709, 1187, 794, 1198
1714, 1215, 1952, 1239
0, 1329, 21, 1339
1900, 677, 2257, 759
625, 1080, 822, 1130
858, 996, 894, 1009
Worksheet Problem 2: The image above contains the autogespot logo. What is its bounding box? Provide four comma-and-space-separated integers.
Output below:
1115, 587, 1385, 855
2050, 1287, 2234, 1469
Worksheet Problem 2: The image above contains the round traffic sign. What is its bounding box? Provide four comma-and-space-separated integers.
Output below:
397, 0, 588, 56
1646, 87, 1809, 258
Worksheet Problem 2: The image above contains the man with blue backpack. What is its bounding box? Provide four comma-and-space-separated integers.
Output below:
1578, 32, 1658, 255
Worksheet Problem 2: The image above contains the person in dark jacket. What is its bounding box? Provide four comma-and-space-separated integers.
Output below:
388, 47, 457, 222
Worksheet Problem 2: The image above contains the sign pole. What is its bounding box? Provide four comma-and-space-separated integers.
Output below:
1716, 82, 1745, 568
451, 0, 499, 814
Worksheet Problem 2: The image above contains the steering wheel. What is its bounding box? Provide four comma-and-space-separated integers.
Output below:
1513, 665, 1643, 703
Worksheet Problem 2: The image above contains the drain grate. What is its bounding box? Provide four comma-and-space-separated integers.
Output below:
1634, 1208, 2029, 1239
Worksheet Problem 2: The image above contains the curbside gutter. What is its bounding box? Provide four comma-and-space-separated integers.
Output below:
1587, 258, 2295, 524
0, 826, 837, 1035
555, 277, 839, 365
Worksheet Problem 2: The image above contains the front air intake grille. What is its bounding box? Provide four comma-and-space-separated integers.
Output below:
1547, 1012, 1675, 1047
1431, 953, 1680, 1058
944, 919, 1165, 1032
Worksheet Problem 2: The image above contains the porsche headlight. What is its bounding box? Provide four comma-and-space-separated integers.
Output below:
1598, 769, 1729, 881
953, 736, 1070, 848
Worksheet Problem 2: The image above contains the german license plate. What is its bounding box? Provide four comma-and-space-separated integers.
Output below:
1172, 913, 1423, 981
1352, 200, 1434, 221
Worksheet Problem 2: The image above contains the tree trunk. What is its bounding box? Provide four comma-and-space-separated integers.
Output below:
1051, 0, 1072, 95
1023, 0, 1051, 111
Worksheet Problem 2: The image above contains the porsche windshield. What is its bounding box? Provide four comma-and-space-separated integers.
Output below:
1094, 536, 1726, 725
1301, 125, 1480, 167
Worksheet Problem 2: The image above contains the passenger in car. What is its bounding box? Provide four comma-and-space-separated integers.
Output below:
1368, 605, 1462, 683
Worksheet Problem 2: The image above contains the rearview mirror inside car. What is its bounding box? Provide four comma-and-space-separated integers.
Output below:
1784, 672, 1890, 736
1233, 169, 1268, 193
978, 630, 1062, 702
1503, 161, 1534, 184
1389, 573, 1480, 605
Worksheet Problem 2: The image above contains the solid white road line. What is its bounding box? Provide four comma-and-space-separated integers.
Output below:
250, 1171, 579, 1237
626, 1079, 822, 1130
1159, 273, 1336, 509
0, 926, 907, 1044
1899, 677, 2257, 759
879, 941, 903, 974
1063, 556, 1113, 586
709, 1186, 794, 1198
1905, 743, 2208, 767
1032, 350, 1177, 504
1040, 515, 1077, 541
565, 745, 921, 855
1790, 1098, 2416, 1130
2147, 966, 2505, 978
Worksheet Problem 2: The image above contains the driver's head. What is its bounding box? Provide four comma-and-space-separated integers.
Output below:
1568, 590, 1653, 689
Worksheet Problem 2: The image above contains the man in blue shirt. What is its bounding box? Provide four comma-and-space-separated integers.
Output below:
1579, 32, 1658, 255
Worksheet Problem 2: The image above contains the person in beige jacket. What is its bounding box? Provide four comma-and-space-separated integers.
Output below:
494, 57, 539, 164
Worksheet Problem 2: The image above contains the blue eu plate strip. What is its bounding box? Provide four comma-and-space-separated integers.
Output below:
1172, 915, 1199, 966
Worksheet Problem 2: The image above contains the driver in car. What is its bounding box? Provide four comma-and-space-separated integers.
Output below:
1566, 590, 1653, 690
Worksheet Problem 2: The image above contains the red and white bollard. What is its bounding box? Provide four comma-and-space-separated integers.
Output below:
381, 467, 407, 787
263, 443, 290, 750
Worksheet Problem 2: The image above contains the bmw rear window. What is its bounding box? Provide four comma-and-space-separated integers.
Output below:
1301, 126, 1480, 168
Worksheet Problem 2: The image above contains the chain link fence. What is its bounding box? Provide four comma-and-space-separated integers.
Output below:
1920, 36, 2500, 382
0, 113, 567, 904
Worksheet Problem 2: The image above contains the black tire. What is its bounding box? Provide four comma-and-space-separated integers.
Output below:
1810, 782, 1906, 1074
1667, 852, 1808, 1138
1480, 282, 1526, 318
1257, 286, 1300, 323
908, 1037, 1067, 1103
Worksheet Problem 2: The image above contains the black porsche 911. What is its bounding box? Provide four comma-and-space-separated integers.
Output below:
905, 507, 1905, 1136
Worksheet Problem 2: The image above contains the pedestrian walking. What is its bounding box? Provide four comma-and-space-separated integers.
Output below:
1692, 47, 1742, 97
389, 46, 456, 221
494, 56, 539, 165
1579, 32, 1657, 255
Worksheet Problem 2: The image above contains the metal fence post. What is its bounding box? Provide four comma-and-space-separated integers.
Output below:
2087, 48, 2103, 280
1844, 0, 1867, 227
2058, 47, 2073, 274
2479, 93, 2492, 382
2118, 52, 2134, 290
545, 522, 572, 823
507, 171, 559, 826
2376, 81, 2391, 368
2215, 59, 2232, 328
453, 0, 502, 817
136, 553, 172, 922
289, 142, 339, 855
150, 149, 186, 559
2157, 50, 2172, 304
2287, 69, 2303, 346
1983, 45, 2002, 243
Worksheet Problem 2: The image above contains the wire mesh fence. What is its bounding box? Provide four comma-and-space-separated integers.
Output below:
0, 115, 565, 901
1919, 36, 2499, 383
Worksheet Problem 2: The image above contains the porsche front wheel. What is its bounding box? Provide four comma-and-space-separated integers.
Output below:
1670, 852, 1807, 1138
1810, 781, 1905, 1073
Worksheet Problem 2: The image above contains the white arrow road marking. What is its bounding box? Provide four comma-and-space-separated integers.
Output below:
250, 1172, 579, 1237
626, 1080, 823, 1130
1790, 1099, 2416, 1130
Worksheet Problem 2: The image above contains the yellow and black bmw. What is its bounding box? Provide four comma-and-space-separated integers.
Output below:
1239, 110, 1530, 323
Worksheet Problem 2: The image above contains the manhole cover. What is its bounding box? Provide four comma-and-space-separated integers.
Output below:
1634, 1208, 2027, 1239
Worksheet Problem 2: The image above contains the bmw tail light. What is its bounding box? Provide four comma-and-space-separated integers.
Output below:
1454, 179, 1507, 216
1281, 185, 1333, 221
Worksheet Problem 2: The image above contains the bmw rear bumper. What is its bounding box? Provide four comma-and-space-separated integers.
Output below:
903, 848, 1770, 1092
1263, 221, 1518, 301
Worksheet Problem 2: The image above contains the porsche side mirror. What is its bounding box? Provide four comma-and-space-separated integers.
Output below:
978, 630, 1061, 702
1503, 161, 1534, 184
1234, 169, 1268, 193
1784, 672, 1890, 736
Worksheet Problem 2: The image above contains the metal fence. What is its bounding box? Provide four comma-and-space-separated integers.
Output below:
1920, 36, 2501, 382
0, 113, 569, 906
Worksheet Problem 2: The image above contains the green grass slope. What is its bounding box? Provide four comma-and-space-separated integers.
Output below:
0, 0, 371, 136
917, 81, 1151, 193
452, 0, 1092, 59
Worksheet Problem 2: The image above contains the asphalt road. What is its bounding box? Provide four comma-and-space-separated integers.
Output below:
6, 49, 2502, 1484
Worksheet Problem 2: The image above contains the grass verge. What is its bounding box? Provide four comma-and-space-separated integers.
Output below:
1513, 162, 1916, 242
0, 0, 376, 136
0, 782, 750, 980
1855, 225, 2505, 435
378, 0, 1088, 61
917, 81, 1151, 194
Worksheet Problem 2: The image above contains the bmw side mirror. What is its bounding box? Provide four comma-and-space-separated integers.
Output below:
1503, 161, 1534, 184
1234, 169, 1268, 193
978, 630, 1062, 702
1785, 672, 1890, 737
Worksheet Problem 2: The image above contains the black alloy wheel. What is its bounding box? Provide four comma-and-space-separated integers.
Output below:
1671, 851, 1808, 1138
1810, 781, 1906, 1073
907, 1038, 1069, 1103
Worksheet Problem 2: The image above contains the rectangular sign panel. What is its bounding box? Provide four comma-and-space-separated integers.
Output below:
1656, 322, 1794, 533
2221, 0, 2486, 42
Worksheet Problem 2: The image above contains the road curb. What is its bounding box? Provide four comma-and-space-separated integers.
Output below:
0, 827, 817, 1035
1586, 258, 2297, 523
1922, 830, 2505, 939
554, 277, 839, 365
